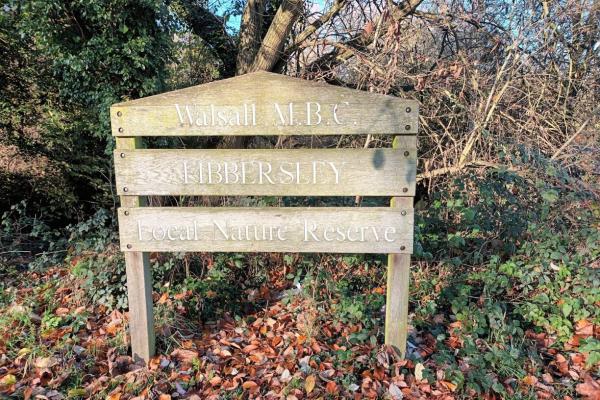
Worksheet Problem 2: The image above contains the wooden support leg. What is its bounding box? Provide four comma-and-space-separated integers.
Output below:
124, 251, 155, 363
116, 136, 155, 363
385, 196, 412, 358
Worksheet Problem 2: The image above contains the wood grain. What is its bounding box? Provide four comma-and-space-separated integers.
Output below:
384, 135, 415, 358
116, 137, 156, 364
114, 143, 417, 196
385, 196, 412, 357
118, 207, 414, 254
111, 71, 418, 136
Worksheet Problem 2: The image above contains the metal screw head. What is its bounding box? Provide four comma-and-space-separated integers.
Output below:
404, 151, 410, 157
400, 245, 406, 251
120, 152, 125, 158
401, 210, 407, 216
124, 210, 130, 216
405, 124, 411, 131
118, 127, 124, 133
123, 187, 129, 192
117, 111, 122, 117
126, 244, 132, 249
405, 107, 411, 113
402, 187, 408, 193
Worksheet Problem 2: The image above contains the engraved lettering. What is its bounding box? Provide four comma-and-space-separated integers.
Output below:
384, 227, 396, 242
303, 220, 320, 241
279, 162, 295, 184
332, 101, 349, 125
152, 226, 166, 241
174, 104, 193, 125
257, 162, 275, 184
167, 226, 178, 240
312, 161, 325, 184
183, 161, 190, 184
328, 161, 345, 184
224, 162, 240, 184
346, 227, 359, 242
306, 102, 322, 126
213, 221, 229, 240
323, 226, 335, 241
207, 162, 223, 184
274, 102, 294, 126
138, 221, 146, 241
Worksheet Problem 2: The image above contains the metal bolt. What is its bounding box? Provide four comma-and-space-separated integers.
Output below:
400, 245, 406, 251
405, 124, 411, 131
117, 111, 122, 117
404, 151, 410, 157
118, 127, 124, 133
405, 107, 411, 113
402, 187, 408, 193
401, 210, 407, 216
124, 210, 130, 216
120, 152, 125, 158
123, 187, 129, 192
126, 244, 132, 249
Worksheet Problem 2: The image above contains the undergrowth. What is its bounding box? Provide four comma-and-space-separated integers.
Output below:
1, 154, 598, 398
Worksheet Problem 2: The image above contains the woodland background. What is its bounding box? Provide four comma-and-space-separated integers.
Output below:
0, 0, 599, 399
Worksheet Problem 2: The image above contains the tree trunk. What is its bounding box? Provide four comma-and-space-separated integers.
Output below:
236, 0, 266, 74
219, 0, 303, 150
250, 0, 304, 72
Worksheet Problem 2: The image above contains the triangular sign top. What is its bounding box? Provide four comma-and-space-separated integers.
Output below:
111, 71, 418, 136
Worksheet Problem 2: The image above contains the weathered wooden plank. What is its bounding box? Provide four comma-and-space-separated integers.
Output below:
114, 144, 417, 196
118, 207, 414, 254
111, 71, 418, 136
384, 135, 415, 357
385, 196, 412, 357
116, 137, 156, 364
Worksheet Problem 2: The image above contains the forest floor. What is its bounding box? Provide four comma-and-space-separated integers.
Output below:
0, 256, 598, 400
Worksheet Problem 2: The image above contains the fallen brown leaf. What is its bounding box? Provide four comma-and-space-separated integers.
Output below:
576, 375, 600, 400
305, 374, 316, 394
170, 348, 199, 364
326, 380, 337, 394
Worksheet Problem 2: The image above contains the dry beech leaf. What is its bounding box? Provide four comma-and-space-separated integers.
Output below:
158, 292, 168, 304
171, 349, 199, 364
0, 374, 16, 389
522, 375, 537, 386
389, 383, 403, 399
414, 363, 425, 381
441, 380, 458, 392
242, 380, 258, 393
34, 356, 59, 369
55, 307, 69, 316
576, 375, 600, 400
305, 375, 316, 394
148, 356, 161, 371
326, 380, 337, 394
243, 344, 258, 353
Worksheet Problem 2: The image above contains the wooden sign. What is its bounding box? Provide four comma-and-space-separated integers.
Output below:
118, 207, 413, 253
114, 142, 417, 196
111, 72, 418, 136
111, 71, 418, 364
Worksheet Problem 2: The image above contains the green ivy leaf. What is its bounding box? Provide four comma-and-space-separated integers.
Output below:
561, 303, 572, 317
541, 189, 559, 203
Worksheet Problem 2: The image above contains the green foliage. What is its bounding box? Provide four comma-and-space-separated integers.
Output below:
1, 1, 173, 222
409, 159, 599, 395
0, 201, 68, 269
68, 210, 128, 309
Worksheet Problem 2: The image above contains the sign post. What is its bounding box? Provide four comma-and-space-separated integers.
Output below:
111, 72, 418, 362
